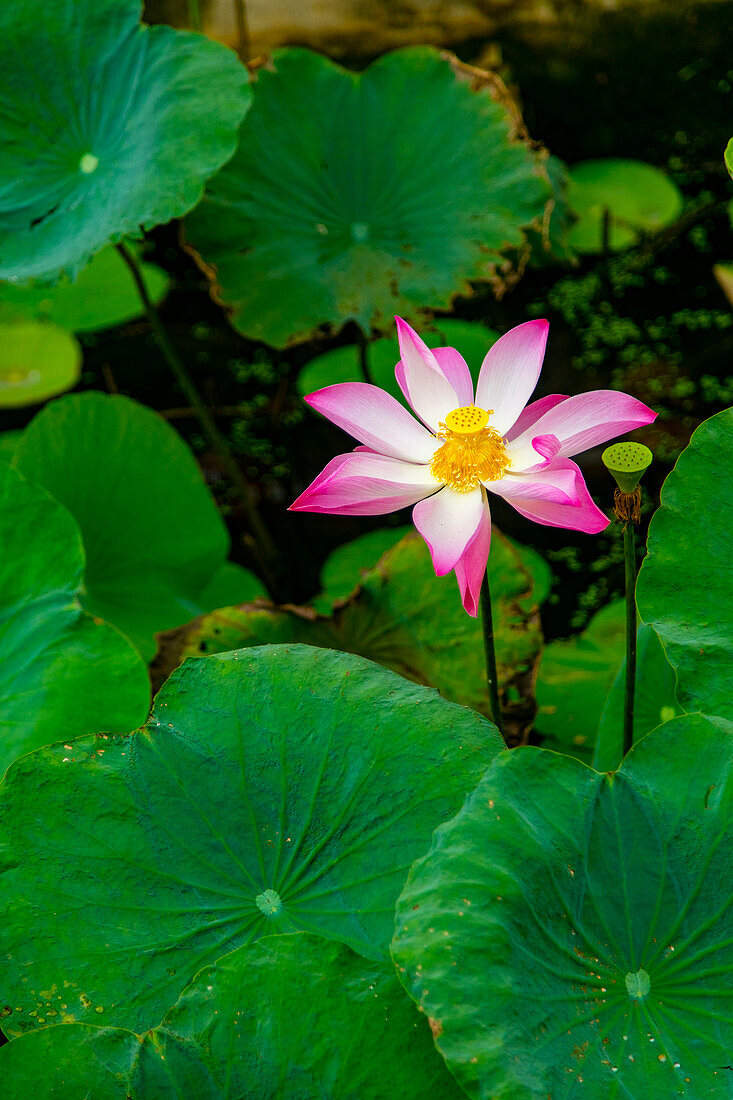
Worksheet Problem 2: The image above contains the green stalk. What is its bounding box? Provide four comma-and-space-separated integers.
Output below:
233, 0, 251, 61
623, 521, 638, 757
115, 242, 279, 595
480, 568, 506, 741
187, 0, 203, 32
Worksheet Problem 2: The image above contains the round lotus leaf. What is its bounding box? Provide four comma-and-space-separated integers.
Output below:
298, 320, 500, 405
0, 245, 169, 333
0, 464, 149, 774
725, 138, 733, 180
185, 47, 550, 346
178, 530, 548, 720
0, 320, 81, 408
13, 392, 230, 659
0, 645, 502, 1034
0, 0, 250, 282
392, 714, 733, 1098
637, 408, 733, 721
567, 159, 683, 254
0, 936, 463, 1098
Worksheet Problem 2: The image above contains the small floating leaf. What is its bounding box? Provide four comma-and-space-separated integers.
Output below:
567, 159, 683, 254
0, 320, 80, 407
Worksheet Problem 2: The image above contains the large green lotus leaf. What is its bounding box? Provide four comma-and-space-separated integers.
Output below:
0, 320, 81, 407
0, 0, 250, 282
0, 244, 169, 332
181, 530, 547, 718
637, 408, 733, 721
592, 624, 681, 772
185, 47, 550, 346
725, 138, 733, 179
392, 714, 733, 1099
0, 464, 149, 774
0, 936, 463, 1098
0, 645, 501, 1034
12, 392, 231, 660
298, 319, 500, 405
567, 159, 683, 254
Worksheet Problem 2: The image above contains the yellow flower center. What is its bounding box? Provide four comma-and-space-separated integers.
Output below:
430, 405, 509, 492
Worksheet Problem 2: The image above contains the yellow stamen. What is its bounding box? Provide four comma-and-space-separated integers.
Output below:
430, 405, 509, 492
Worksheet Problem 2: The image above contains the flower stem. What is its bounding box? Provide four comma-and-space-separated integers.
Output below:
233, 0, 251, 61
623, 521, 637, 757
115, 241, 280, 596
479, 568, 506, 741
187, 0, 202, 31
356, 328, 374, 385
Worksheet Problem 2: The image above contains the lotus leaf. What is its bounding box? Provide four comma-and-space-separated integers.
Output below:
0, 320, 81, 407
567, 159, 683, 254
185, 47, 551, 346
637, 407, 733, 721
393, 714, 733, 1098
13, 392, 232, 659
0, 645, 501, 1033
0, 0, 250, 281
0, 936, 463, 1098
0, 464, 149, 774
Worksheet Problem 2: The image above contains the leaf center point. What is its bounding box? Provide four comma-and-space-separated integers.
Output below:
624, 968, 651, 999
79, 153, 100, 175
255, 888, 283, 916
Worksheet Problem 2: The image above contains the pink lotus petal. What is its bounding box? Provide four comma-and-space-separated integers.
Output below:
502, 459, 609, 533
289, 452, 437, 516
505, 394, 568, 441
509, 390, 657, 458
505, 432, 562, 472
306, 382, 436, 463
485, 460, 581, 506
454, 501, 491, 617
431, 347, 474, 406
413, 486, 485, 576
395, 316, 462, 432
475, 320, 549, 436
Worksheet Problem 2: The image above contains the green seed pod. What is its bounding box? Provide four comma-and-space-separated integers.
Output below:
602, 441, 653, 492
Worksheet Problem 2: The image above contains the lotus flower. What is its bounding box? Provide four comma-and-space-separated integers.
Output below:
290, 318, 656, 616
